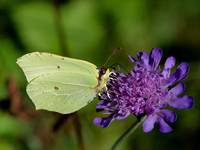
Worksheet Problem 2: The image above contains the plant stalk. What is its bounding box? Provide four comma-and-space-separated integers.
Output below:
111, 116, 146, 150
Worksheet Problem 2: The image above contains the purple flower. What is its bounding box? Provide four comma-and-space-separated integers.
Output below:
94, 48, 194, 133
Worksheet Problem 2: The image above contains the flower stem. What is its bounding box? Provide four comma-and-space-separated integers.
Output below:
111, 116, 146, 150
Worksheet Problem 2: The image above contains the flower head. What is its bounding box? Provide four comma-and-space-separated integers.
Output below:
94, 48, 194, 133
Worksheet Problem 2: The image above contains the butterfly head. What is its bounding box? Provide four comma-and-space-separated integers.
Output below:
96, 67, 111, 92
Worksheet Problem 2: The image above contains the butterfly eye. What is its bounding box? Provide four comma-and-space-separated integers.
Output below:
99, 67, 107, 76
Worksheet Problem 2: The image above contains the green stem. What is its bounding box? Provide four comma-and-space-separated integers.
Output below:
111, 116, 146, 150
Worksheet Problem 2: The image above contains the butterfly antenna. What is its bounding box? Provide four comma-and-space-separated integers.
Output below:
103, 48, 121, 67
108, 63, 128, 72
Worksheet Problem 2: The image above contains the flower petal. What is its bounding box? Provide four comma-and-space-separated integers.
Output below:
128, 55, 137, 62
137, 51, 149, 67
169, 83, 185, 96
167, 63, 189, 86
93, 117, 102, 126
162, 56, 176, 78
93, 116, 114, 128
96, 100, 109, 110
149, 48, 163, 69
164, 56, 176, 69
160, 110, 177, 123
177, 63, 190, 80
168, 95, 194, 109
158, 117, 173, 133
142, 115, 157, 133
115, 111, 130, 120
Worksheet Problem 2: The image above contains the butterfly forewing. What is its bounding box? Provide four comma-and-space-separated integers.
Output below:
16, 52, 98, 82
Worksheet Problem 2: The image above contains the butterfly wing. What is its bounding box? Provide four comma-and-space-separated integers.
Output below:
17, 52, 99, 114
16, 52, 98, 82
27, 72, 97, 114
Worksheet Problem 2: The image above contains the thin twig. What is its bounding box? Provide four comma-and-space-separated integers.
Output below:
52, 0, 68, 56
52, 113, 74, 132
52, 1, 85, 150
74, 114, 85, 150
111, 116, 147, 150
7, 77, 38, 121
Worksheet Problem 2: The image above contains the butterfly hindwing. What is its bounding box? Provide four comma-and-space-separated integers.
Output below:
27, 72, 97, 114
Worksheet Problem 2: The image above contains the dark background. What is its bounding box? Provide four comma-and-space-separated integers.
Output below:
0, 0, 200, 150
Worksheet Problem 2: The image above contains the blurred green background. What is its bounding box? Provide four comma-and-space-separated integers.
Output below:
0, 0, 200, 150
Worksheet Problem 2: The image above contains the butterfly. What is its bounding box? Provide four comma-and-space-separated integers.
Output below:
16, 52, 110, 114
